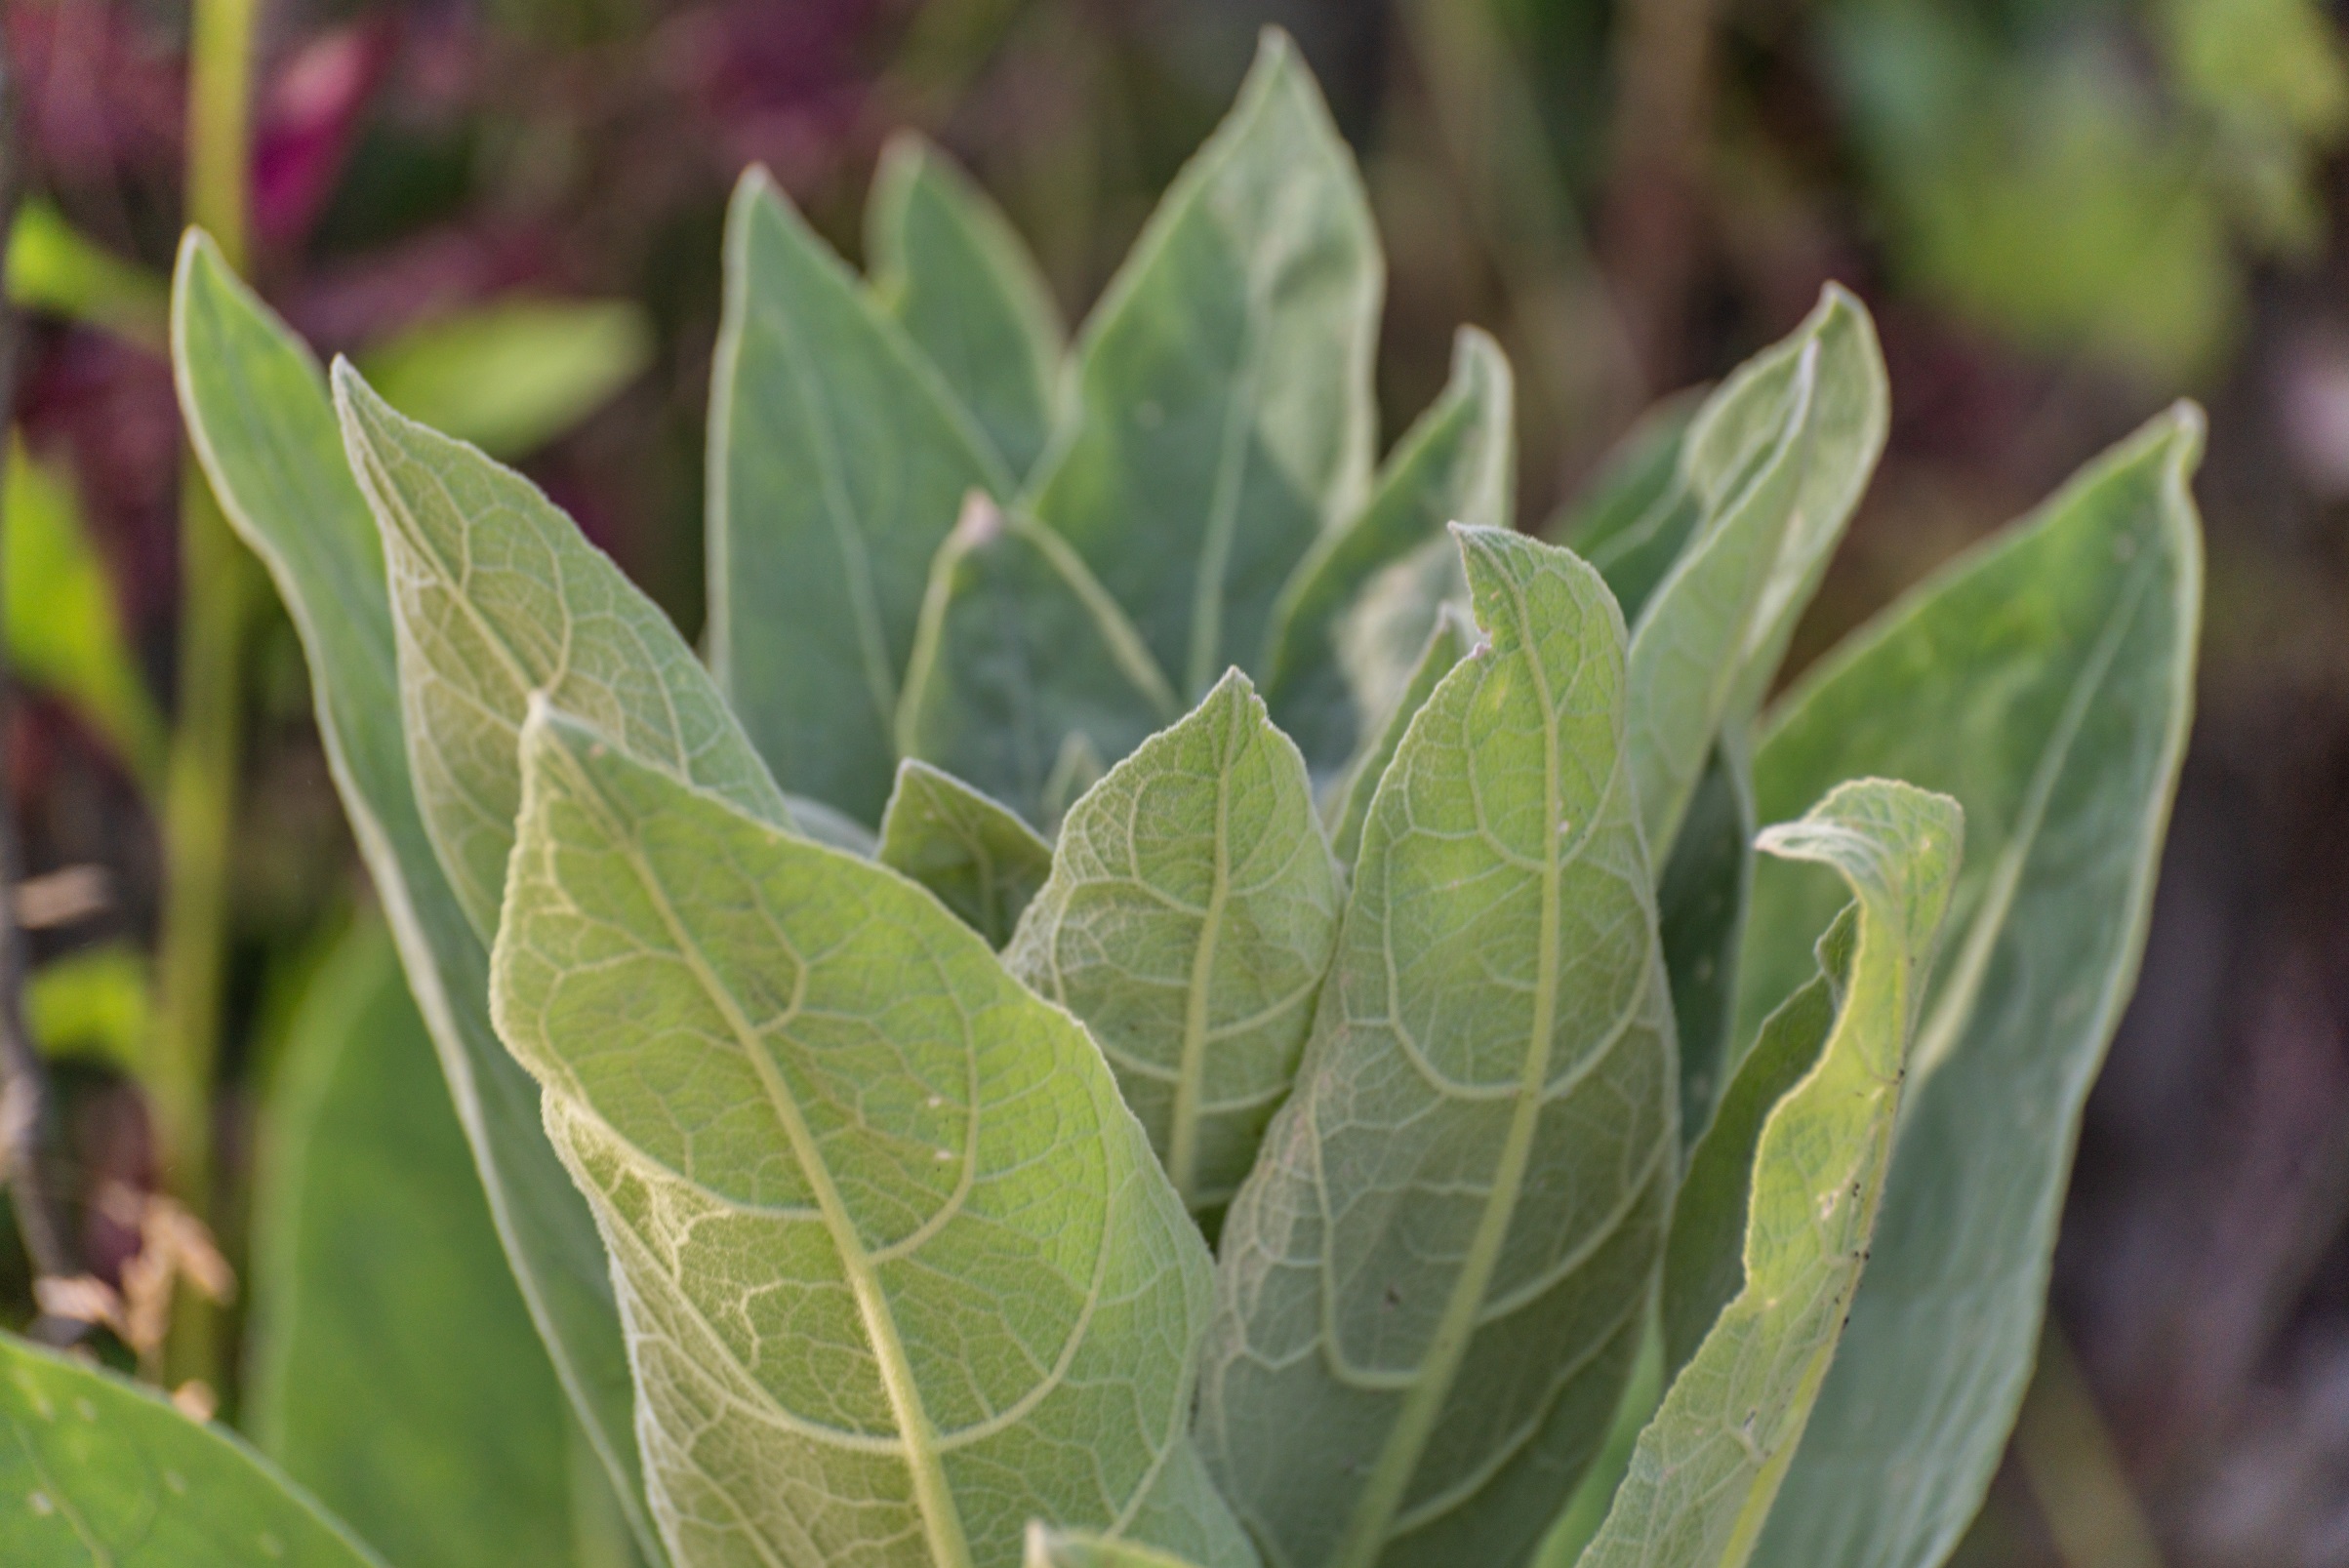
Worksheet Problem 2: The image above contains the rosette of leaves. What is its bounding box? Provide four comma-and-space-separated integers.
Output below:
16, 24, 2196, 1568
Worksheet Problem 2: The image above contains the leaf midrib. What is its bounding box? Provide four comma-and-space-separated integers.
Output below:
1167, 695, 1239, 1204
552, 744, 976, 1568
1326, 563, 1578, 1568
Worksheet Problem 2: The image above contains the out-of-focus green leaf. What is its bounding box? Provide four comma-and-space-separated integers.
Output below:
1547, 391, 1701, 623
709, 168, 1011, 824
172, 230, 665, 1565
247, 920, 634, 1568
868, 133, 1065, 480
23, 944, 150, 1077
332, 359, 797, 939
1200, 528, 1674, 1568
1580, 781, 1962, 1568
1659, 742, 1756, 1146
1741, 407, 2204, 1568
1624, 288, 1887, 859
1005, 669, 1342, 1213
1261, 328, 1513, 772
1331, 533, 1471, 749
493, 702, 1256, 1568
3, 439, 168, 790
356, 297, 652, 460
876, 758, 1054, 947
0, 1332, 385, 1566
1027, 29, 1383, 701
898, 496, 1179, 829
1320, 606, 1473, 868
6, 201, 169, 353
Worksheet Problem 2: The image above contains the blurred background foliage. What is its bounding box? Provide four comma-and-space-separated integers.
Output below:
4, 0, 2349, 1564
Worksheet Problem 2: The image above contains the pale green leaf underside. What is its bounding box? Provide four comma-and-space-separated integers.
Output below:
334, 359, 797, 942
1322, 607, 1473, 869
1743, 407, 2204, 1568
1624, 288, 1887, 861
899, 499, 1180, 830
1027, 28, 1383, 700
869, 133, 1065, 481
491, 704, 1253, 1568
172, 233, 662, 1563
1579, 779, 1961, 1568
878, 758, 1055, 947
0, 1333, 384, 1567
1262, 327, 1513, 773
1006, 669, 1342, 1212
1200, 527, 1676, 1568
247, 922, 631, 1568
709, 168, 1012, 824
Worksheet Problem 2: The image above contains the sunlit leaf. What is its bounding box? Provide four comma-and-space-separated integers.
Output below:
1200, 527, 1675, 1568
877, 758, 1054, 947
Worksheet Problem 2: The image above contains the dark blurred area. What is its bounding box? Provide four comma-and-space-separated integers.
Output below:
4, 0, 2347, 1562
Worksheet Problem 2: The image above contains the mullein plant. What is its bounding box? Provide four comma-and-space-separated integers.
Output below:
0, 28, 2200, 1568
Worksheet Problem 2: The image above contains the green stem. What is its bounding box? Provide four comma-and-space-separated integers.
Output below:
156, 0, 260, 1390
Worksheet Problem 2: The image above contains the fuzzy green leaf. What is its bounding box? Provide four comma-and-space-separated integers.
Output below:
1261, 328, 1513, 771
1321, 607, 1474, 869
172, 231, 663, 1564
1625, 289, 1888, 859
1005, 669, 1343, 1212
1200, 527, 1676, 1568
898, 496, 1180, 829
247, 921, 636, 1568
1580, 780, 1962, 1568
332, 358, 797, 939
1740, 407, 2204, 1568
1659, 742, 1757, 1147
709, 168, 1012, 823
1026, 29, 1383, 701
0, 1333, 383, 1566
877, 759, 1055, 947
491, 702, 1255, 1568
869, 134, 1065, 480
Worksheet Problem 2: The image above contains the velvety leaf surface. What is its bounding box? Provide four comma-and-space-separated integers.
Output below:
1739, 407, 2204, 1568
1199, 527, 1676, 1568
1321, 608, 1473, 870
1624, 290, 1887, 859
1026, 30, 1382, 700
1658, 743, 1756, 1148
1547, 394, 1699, 624
0, 1334, 383, 1567
709, 168, 1011, 823
247, 921, 630, 1568
877, 759, 1055, 947
1261, 328, 1513, 772
491, 703, 1254, 1568
899, 497, 1180, 829
334, 358, 794, 938
1580, 780, 1962, 1568
172, 232, 661, 1563
1005, 670, 1343, 1212
868, 134, 1065, 480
